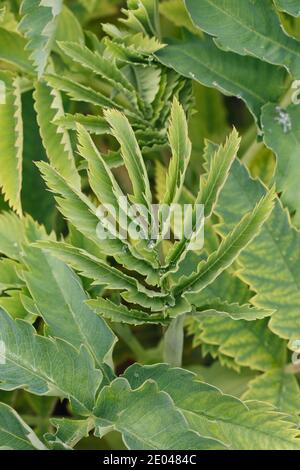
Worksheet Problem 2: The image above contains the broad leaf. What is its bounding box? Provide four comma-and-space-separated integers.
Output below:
185, 0, 300, 78
0, 402, 46, 450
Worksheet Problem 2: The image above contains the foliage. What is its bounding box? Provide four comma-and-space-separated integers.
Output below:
0, 0, 299, 451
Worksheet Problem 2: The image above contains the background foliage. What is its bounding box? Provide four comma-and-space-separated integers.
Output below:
0, 0, 300, 450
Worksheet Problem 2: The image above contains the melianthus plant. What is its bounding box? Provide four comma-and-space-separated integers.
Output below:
0, 0, 300, 451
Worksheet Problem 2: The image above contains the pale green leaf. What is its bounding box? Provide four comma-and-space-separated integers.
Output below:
19, 0, 63, 77
0, 309, 102, 415
243, 369, 300, 415
124, 364, 300, 450
93, 377, 222, 450
0, 402, 46, 450
34, 80, 80, 189
0, 72, 23, 214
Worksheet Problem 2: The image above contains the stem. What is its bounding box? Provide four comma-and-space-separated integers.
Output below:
163, 315, 185, 367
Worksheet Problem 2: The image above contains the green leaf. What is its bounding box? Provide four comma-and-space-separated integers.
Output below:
18, 0, 63, 77
22, 244, 116, 367
185, 0, 300, 78
36, 241, 168, 311
104, 109, 152, 209
0, 402, 46, 450
58, 41, 138, 108
192, 316, 286, 371
124, 364, 300, 450
93, 377, 222, 450
0, 72, 23, 215
0, 259, 23, 294
88, 298, 168, 326
0, 309, 102, 415
54, 114, 110, 136
46, 417, 93, 449
275, 0, 300, 16
45, 74, 122, 110
216, 158, 300, 346
197, 129, 240, 218
0, 212, 26, 260
34, 80, 81, 189
261, 103, 300, 226
159, 0, 202, 34
174, 187, 275, 298
162, 98, 191, 205
37, 162, 159, 285
194, 300, 272, 321
243, 369, 300, 415
156, 34, 288, 125
0, 27, 34, 73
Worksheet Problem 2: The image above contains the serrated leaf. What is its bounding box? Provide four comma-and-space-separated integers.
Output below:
45, 74, 122, 110
34, 80, 80, 189
37, 162, 159, 284
0, 309, 102, 415
104, 109, 152, 209
88, 298, 168, 326
18, 0, 63, 77
156, 34, 288, 125
243, 369, 300, 415
58, 41, 138, 108
174, 187, 275, 298
162, 98, 191, 205
0, 72, 23, 215
192, 316, 286, 371
194, 300, 272, 321
124, 363, 300, 450
36, 241, 168, 311
185, 0, 300, 78
216, 158, 300, 346
22, 244, 116, 367
93, 377, 222, 450
0, 402, 46, 450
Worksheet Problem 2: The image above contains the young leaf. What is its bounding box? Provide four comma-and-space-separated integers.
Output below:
104, 109, 152, 209
34, 81, 80, 189
88, 298, 168, 326
174, 187, 275, 297
18, 0, 63, 77
193, 300, 272, 321
0, 72, 23, 215
162, 98, 191, 205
